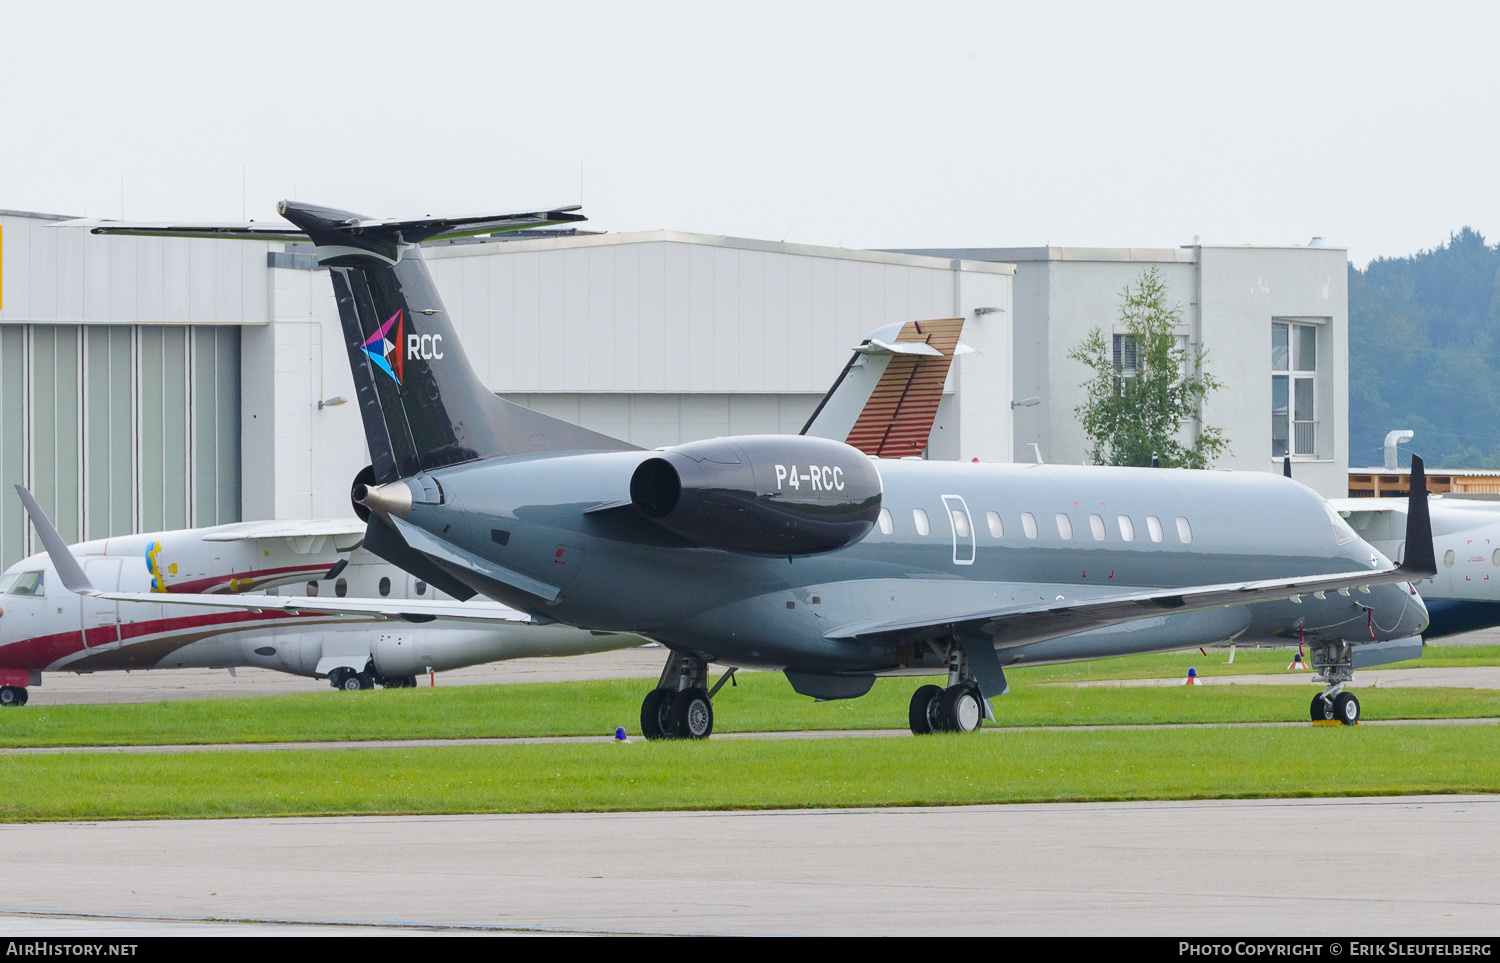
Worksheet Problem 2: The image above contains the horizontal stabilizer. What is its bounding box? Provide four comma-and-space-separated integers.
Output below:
62, 202, 586, 251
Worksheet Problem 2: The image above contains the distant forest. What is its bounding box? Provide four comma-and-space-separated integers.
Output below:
1348, 227, 1500, 468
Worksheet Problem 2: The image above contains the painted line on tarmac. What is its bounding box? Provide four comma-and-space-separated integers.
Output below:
2, 716, 1496, 756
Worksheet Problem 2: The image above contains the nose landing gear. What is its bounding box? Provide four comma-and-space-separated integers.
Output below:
1308, 641, 1360, 726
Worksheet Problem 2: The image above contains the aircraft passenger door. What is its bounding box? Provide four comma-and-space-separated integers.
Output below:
80, 559, 122, 649
941, 495, 976, 566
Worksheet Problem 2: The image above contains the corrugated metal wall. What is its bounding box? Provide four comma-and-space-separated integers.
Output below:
0, 324, 241, 567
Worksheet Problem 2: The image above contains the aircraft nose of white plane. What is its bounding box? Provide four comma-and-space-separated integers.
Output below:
354, 480, 413, 519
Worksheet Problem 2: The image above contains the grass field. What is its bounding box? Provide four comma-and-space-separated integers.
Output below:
2, 670, 1496, 748
2, 723, 1495, 822
1016, 643, 1500, 681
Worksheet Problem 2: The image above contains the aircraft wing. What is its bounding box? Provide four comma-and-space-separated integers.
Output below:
828, 458, 1438, 647
197, 519, 367, 542
14, 486, 533, 625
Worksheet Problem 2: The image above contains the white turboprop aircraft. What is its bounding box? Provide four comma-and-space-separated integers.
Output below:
0, 518, 636, 706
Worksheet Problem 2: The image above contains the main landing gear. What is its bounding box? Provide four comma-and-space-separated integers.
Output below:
327, 664, 418, 691
640, 651, 736, 740
0, 686, 28, 707
1308, 640, 1360, 726
909, 643, 993, 735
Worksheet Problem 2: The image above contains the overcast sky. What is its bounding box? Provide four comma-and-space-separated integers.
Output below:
4, 1, 1495, 266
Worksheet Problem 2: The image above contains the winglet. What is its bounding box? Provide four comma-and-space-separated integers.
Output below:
14, 486, 98, 596
1398, 455, 1437, 578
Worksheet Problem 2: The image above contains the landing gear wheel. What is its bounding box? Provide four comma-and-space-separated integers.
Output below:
1310, 693, 1335, 722
671, 687, 714, 739
640, 689, 675, 740
1333, 692, 1360, 726
0, 686, 21, 707
908, 684, 944, 735
17, 688, 27, 706
939, 684, 983, 733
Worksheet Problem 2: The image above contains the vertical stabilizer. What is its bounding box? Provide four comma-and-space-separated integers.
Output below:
801, 318, 964, 458
275, 202, 638, 484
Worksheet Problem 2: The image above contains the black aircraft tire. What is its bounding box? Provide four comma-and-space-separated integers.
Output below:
908, 685, 943, 735
340, 674, 364, 692
17, 688, 27, 706
0, 687, 18, 708
640, 689, 674, 740
1334, 692, 1360, 726
1310, 693, 1334, 722
671, 688, 714, 739
940, 685, 983, 734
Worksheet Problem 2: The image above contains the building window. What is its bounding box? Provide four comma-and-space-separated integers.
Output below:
1273, 322, 1317, 458
1113, 334, 1138, 374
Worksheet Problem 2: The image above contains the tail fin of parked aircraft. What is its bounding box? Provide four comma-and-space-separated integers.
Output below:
800, 318, 965, 458
78, 201, 639, 485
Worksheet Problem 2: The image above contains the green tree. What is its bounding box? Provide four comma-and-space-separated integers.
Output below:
1068, 266, 1228, 468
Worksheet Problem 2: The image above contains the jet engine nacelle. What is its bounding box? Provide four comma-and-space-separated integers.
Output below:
629, 435, 882, 556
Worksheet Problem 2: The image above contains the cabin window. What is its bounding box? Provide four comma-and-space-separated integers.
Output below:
1055, 513, 1073, 540
913, 509, 931, 537
1146, 515, 1164, 542
1021, 512, 1038, 539
1444, 550, 1455, 568
1175, 517, 1193, 544
1118, 515, 1136, 541
335, 578, 348, 598
379, 576, 392, 597
1323, 504, 1360, 546
986, 511, 1004, 538
415, 580, 428, 595
951, 509, 971, 538
878, 508, 894, 535
1493, 549, 1500, 566
4, 570, 44, 597
306, 581, 319, 597
1088, 514, 1106, 541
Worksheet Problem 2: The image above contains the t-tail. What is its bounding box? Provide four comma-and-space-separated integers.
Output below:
73, 200, 638, 487
275, 201, 637, 484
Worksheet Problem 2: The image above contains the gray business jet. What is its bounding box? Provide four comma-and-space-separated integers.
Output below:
34, 201, 1435, 738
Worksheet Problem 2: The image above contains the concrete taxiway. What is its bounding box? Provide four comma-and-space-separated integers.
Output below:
0, 795, 1495, 936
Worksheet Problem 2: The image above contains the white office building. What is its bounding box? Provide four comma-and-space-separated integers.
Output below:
903, 243, 1351, 497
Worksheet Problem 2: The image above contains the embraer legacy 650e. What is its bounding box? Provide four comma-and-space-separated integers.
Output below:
27, 201, 1435, 737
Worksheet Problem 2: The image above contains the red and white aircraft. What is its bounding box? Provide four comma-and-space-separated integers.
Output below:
0, 519, 635, 706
